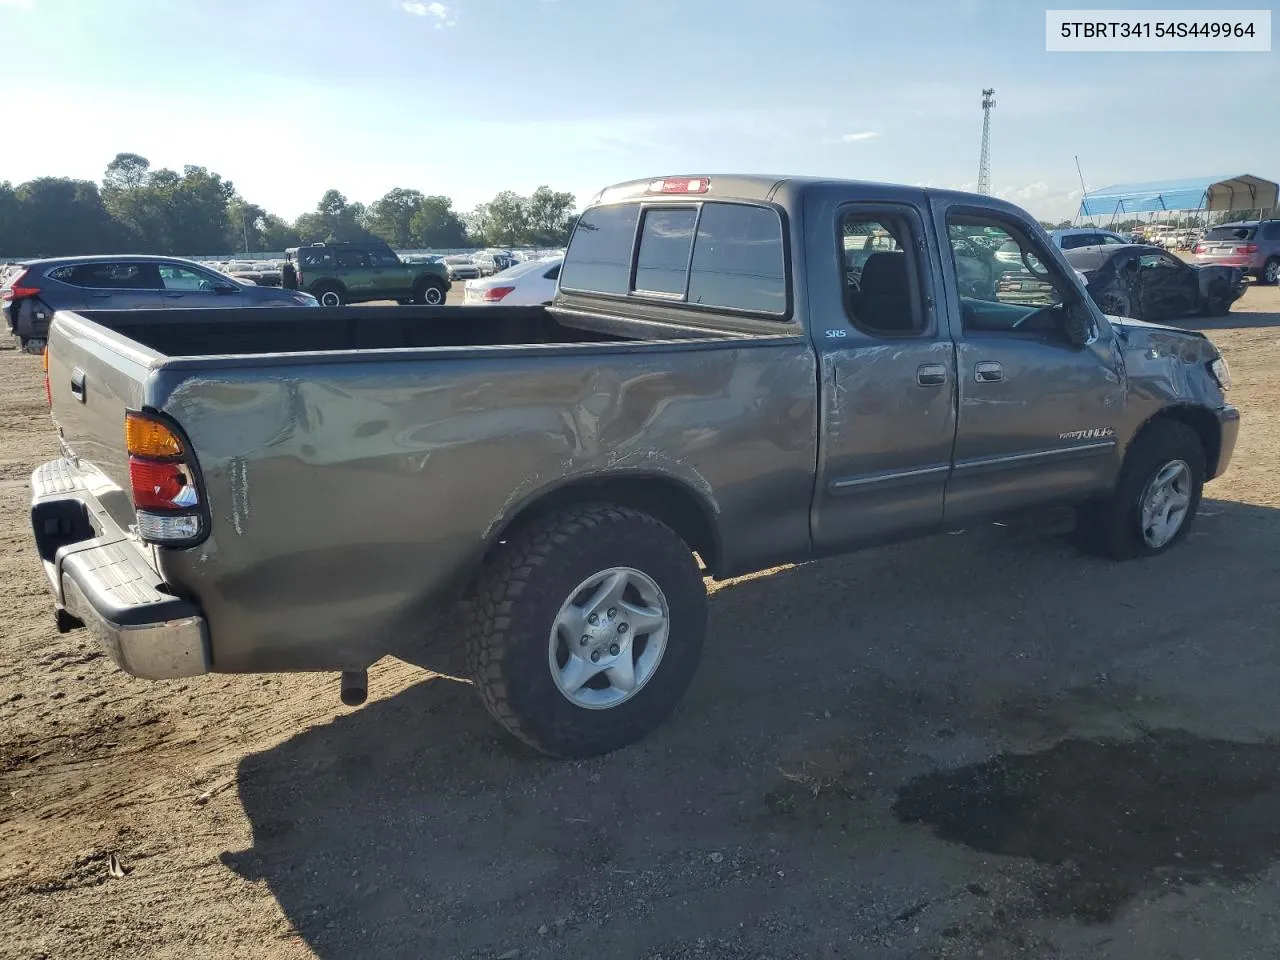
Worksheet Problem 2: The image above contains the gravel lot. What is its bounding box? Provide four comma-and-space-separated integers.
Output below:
2, 286, 1280, 960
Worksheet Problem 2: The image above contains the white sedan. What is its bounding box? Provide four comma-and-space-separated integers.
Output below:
462, 256, 563, 306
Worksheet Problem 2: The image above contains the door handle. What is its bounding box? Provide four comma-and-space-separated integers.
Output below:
974, 361, 1004, 383
165, 293, 184, 299
917, 363, 948, 386
70, 368, 86, 402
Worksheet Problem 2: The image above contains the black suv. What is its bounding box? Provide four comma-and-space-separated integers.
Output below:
285, 241, 451, 306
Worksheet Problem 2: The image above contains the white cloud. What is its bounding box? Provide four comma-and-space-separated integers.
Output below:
836, 131, 880, 143
401, 1, 455, 27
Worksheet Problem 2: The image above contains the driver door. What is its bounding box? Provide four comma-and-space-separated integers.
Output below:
936, 206, 1125, 522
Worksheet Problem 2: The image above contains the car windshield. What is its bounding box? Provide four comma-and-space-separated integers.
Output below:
445, 256, 473, 264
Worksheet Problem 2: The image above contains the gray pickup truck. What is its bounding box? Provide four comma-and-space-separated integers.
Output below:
30, 175, 1239, 758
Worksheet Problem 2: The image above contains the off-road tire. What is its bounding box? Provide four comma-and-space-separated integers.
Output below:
463, 503, 706, 758
413, 278, 447, 306
312, 283, 344, 307
1076, 419, 1205, 561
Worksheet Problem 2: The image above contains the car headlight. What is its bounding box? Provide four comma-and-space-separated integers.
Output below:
1210, 356, 1232, 391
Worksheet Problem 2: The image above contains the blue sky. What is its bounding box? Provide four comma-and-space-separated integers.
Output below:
0, 0, 1275, 221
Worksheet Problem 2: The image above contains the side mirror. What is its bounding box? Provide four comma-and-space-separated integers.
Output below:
1059, 302, 1099, 347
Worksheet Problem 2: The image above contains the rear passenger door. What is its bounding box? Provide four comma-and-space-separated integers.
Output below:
809, 200, 958, 553
74, 262, 164, 309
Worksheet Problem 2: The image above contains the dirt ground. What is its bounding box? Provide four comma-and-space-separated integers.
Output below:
2, 286, 1280, 960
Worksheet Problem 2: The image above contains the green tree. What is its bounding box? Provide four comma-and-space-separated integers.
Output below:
14, 178, 123, 256
485, 191, 529, 246
227, 198, 267, 253
408, 195, 468, 248
462, 202, 491, 246
0, 182, 33, 257
525, 186, 577, 245
367, 188, 425, 248
103, 152, 151, 192
260, 214, 300, 251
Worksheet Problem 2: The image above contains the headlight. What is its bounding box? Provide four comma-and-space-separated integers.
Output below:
1210, 356, 1232, 391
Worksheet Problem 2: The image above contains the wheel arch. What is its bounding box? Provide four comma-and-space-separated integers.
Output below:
309, 278, 347, 296
1134, 404, 1221, 478
481, 472, 722, 578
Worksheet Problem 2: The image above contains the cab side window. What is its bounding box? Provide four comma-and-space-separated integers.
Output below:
946, 214, 1072, 334
336, 250, 369, 269
840, 213, 926, 337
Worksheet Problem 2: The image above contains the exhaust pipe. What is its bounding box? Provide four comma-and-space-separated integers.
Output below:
340, 670, 368, 707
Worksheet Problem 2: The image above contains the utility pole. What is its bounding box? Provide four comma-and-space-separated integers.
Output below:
1074, 155, 1089, 226
977, 88, 995, 196
242, 212, 250, 255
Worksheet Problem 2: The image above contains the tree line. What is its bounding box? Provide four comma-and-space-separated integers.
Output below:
0, 152, 579, 259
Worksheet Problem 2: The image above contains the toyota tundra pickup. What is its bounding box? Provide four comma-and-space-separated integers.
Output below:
30, 175, 1239, 758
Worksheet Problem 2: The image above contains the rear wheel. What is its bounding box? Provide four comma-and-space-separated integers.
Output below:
1076, 419, 1205, 560
413, 278, 446, 305
464, 504, 707, 758
1262, 257, 1280, 286
313, 284, 344, 307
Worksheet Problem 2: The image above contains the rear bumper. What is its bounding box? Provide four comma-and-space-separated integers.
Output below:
1213, 405, 1240, 480
31, 459, 210, 680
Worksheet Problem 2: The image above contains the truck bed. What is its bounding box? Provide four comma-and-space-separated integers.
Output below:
77, 304, 692, 358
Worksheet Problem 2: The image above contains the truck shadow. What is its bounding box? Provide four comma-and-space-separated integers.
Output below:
223, 497, 1280, 959
1179, 305, 1280, 331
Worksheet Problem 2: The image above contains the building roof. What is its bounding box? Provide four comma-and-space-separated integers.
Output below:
1078, 175, 1278, 217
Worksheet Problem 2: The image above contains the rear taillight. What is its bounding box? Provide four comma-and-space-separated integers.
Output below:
1238, 244, 1258, 255
482, 286, 515, 302
42, 346, 51, 407
296, 269, 304, 286
1, 269, 37, 301
124, 411, 205, 544
1193, 244, 1205, 254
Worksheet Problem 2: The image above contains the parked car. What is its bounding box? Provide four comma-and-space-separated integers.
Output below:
1193, 220, 1280, 285
1049, 228, 1132, 251
463, 256, 563, 305
1063, 243, 1246, 321
443, 255, 481, 281
285, 241, 451, 305
31, 174, 1237, 759
2, 255, 317, 348
471, 253, 499, 276
224, 262, 283, 287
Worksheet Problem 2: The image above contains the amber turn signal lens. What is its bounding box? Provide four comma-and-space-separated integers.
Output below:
125, 413, 184, 458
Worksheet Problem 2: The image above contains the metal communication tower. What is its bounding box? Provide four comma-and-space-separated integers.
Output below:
977, 88, 995, 195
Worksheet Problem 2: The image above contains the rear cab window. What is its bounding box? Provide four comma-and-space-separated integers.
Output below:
560, 200, 788, 317
1204, 226, 1257, 242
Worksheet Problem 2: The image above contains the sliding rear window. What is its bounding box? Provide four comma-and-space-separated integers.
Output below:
560, 200, 788, 317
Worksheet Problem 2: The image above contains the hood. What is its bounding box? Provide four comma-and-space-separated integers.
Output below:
1105, 315, 1203, 337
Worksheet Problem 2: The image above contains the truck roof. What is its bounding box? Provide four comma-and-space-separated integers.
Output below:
590, 174, 1036, 221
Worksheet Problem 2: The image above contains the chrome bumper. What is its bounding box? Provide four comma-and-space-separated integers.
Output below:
1214, 405, 1240, 479
31, 460, 210, 680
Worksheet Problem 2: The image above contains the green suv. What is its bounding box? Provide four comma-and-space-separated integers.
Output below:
285, 241, 451, 306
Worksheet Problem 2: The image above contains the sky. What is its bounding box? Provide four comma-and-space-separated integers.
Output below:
0, 0, 1276, 223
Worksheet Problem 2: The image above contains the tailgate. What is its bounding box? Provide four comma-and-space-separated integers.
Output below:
46, 313, 156, 538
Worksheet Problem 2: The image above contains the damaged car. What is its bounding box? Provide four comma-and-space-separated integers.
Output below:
1063, 243, 1246, 322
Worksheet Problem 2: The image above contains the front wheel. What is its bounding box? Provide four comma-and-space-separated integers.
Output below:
464, 504, 706, 758
1076, 420, 1205, 560
1261, 258, 1280, 286
413, 279, 447, 306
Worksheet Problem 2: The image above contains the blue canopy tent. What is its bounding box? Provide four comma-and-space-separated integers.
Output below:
1078, 174, 1278, 222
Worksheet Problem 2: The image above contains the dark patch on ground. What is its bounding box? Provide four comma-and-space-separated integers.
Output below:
894, 730, 1280, 923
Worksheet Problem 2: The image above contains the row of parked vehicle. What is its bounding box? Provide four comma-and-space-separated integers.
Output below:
0, 240, 570, 348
